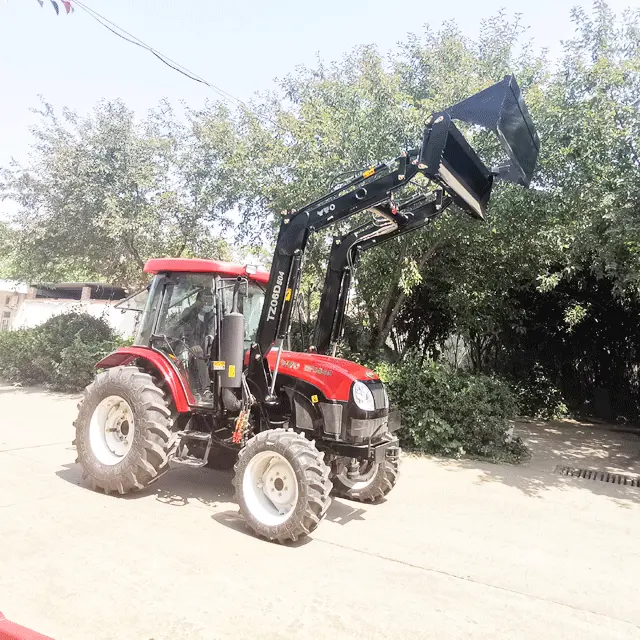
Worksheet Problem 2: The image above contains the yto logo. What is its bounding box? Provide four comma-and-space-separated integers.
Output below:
317, 203, 336, 217
267, 271, 285, 321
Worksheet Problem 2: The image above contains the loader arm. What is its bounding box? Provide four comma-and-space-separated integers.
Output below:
313, 193, 453, 355
250, 75, 540, 398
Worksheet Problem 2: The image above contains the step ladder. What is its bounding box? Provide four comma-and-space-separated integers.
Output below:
172, 430, 212, 469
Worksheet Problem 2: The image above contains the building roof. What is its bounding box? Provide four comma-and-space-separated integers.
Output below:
35, 283, 127, 300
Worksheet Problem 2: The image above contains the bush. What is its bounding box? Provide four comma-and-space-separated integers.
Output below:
377, 354, 528, 461
512, 364, 569, 420
0, 311, 120, 392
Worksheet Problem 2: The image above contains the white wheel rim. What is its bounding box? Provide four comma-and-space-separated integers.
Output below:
337, 459, 378, 491
243, 451, 299, 526
89, 395, 135, 466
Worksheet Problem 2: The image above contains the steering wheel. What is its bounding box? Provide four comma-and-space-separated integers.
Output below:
154, 334, 202, 360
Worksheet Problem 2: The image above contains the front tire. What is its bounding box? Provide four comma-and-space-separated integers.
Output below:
75, 366, 172, 494
233, 429, 332, 543
331, 456, 399, 502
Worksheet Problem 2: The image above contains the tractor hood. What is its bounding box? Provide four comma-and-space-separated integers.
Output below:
265, 350, 379, 403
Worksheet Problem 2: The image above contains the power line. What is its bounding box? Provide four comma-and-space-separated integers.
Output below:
71, 0, 278, 124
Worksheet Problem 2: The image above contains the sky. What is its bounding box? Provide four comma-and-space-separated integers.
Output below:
0, 0, 633, 170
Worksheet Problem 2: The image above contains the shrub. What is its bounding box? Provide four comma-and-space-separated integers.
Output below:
0, 311, 120, 391
377, 354, 527, 461
512, 364, 569, 420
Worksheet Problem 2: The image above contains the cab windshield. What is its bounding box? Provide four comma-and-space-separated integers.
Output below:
135, 273, 265, 350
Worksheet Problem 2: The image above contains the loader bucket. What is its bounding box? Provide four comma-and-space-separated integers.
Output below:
419, 74, 539, 219
446, 75, 540, 187
419, 113, 494, 220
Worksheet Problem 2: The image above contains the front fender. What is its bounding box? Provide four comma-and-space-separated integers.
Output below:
96, 346, 195, 413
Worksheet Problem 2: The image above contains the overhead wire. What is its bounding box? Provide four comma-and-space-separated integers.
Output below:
71, 0, 282, 128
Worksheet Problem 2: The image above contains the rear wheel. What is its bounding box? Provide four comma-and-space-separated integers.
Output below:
233, 429, 332, 543
331, 456, 399, 502
75, 366, 172, 494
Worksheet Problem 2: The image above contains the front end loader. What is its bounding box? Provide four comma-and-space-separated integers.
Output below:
73, 75, 539, 543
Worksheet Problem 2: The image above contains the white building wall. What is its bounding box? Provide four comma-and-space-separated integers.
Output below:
11, 299, 138, 338
0, 280, 30, 331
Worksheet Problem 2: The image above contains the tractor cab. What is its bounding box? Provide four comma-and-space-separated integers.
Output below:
136, 259, 268, 404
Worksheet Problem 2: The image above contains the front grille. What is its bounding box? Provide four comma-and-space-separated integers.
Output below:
364, 380, 387, 409
349, 416, 388, 439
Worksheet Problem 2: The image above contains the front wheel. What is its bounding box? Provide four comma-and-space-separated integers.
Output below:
331, 456, 399, 502
233, 429, 332, 543
75, 366, 172, 494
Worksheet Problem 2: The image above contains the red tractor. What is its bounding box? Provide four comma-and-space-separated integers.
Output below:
74, 76, 539, 542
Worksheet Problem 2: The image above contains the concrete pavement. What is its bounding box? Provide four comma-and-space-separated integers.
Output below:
1, 383, 640, 640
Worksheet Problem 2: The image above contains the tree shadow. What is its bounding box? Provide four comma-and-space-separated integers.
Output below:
435, 419, 640, 506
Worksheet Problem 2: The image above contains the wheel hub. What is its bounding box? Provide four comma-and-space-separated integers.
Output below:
337, 457, 378, 489
243, 451, 299, 526
89, 395, 135, 466
261, 459, 295, 513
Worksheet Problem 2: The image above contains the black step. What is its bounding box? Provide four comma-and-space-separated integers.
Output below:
172, 455, 207, 469
178, 430, 212, 442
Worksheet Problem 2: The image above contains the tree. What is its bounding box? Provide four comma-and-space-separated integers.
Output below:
1, 99, 235, 287
219, 12, 548, 353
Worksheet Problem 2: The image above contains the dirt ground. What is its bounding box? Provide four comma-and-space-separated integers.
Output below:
1, 383, 640, 640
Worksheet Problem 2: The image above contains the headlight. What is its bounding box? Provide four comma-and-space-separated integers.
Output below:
352, 381, 375, 411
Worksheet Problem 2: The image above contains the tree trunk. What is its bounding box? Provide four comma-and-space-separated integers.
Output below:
374, 241, 442, 351
374, 243, 409, 343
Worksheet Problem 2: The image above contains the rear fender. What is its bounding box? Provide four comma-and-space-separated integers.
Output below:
95, 346, 195, 412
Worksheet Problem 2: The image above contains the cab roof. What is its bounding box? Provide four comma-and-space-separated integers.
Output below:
143, 258, 270, 285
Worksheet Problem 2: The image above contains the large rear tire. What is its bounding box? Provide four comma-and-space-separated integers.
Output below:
75, 366, 172, 494
233, 429, 332, 543
331, 456, 399, 503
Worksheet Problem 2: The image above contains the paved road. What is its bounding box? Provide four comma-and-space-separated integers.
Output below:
1, 383, 640, 640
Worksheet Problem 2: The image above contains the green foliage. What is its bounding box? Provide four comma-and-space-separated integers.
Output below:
0, 312, 119, 391
0, 222, 16, 278
513, 365, 569, 421
0, 101, 233, 287
377, 354, 526, 461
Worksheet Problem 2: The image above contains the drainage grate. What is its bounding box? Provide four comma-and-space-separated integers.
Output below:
555, 465, 640, 487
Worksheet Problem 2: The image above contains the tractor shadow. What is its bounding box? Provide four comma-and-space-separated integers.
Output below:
209, 498, 367, 547
55, 461, 236, 507
56, 461, 368, 538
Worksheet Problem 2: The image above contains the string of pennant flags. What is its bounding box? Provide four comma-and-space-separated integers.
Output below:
35, 0, 74, 15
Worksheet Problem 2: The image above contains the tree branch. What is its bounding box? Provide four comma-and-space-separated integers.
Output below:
375, 241, 442, 351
